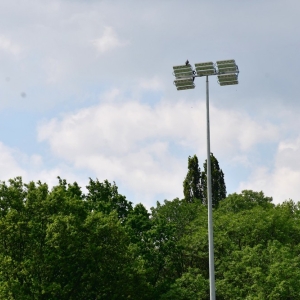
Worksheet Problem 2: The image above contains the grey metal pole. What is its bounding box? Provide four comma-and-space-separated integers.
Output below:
206, 76, 215, 300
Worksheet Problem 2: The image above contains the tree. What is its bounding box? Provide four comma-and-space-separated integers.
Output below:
86, 178, 133, 221
201, 153, 226, 207
3, 175, 300, 299
218, 190, 273, 213
0, 177, 149, 299
126, 203, 152, 243
216, 242, 300, 299
183, 155, 203, 203
160, 268, 208, 300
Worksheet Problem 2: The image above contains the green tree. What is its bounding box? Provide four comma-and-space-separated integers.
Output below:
216, 242, 300, 299
201, 153, 226, 207
160, 268, 208, 300
86, 178, 133, 221
0, 177, 150, 299
3, 175, 300, 299
126, 203, 152, 244
183, 155, 203, 203
218, 190, 273, 214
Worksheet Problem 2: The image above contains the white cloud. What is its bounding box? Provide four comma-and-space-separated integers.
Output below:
0, 141, 85, 190
239, 136, 300, 203
0, 35, 21, 56
209, 106, 279, 156
92, 26, 128, 53
37, 94, 279, 203
0, 142, 26, 179
43, 58, 67, 84
138, 76, 164, 91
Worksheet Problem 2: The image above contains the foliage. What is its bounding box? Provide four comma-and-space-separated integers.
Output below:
0, 176, 300, 299
183, 155, 203, 203
0, 177, 148, 299
160, 268, 208, 300
183, 153, 226, 207
201, 153, 226, 207
86, 178, 133, 221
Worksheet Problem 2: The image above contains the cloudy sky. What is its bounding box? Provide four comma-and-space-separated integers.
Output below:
0, 0, 300, 207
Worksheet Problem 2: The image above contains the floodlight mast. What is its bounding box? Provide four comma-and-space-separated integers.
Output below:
206, 74, 215, 300
172, 60, 239, 300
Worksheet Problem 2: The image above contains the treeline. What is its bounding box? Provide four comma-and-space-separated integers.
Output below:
0, 157, 300, 299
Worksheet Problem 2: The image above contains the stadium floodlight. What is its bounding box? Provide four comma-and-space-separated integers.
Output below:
195, 62, 215, 76
172, 59, 240, 300
174, 77, 195, 90
218, 74, 238, 86
216, 59, 238, 74
173, 64, 194, 78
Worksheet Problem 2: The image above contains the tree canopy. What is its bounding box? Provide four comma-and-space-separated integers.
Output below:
183, 155, 202, 203
183, 153, 226, 207
0, 176, 299, 299
201, 153, 226, 207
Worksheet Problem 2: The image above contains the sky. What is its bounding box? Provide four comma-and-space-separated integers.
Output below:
0, 0, 300, 208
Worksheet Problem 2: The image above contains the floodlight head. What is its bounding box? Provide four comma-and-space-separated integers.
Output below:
174, 77, 195, 90
216, 59, 238, 75
217, 74, 238, 86
173, 64, 194, 78
195, 62, 216, 76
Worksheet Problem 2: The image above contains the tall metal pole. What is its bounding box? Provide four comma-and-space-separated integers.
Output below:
206, 76, 215, 300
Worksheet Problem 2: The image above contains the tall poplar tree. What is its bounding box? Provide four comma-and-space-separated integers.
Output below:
183, 155, 203, 203
201, 153, 226, 207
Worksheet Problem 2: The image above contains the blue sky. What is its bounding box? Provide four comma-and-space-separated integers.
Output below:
1, 0, 300, 208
